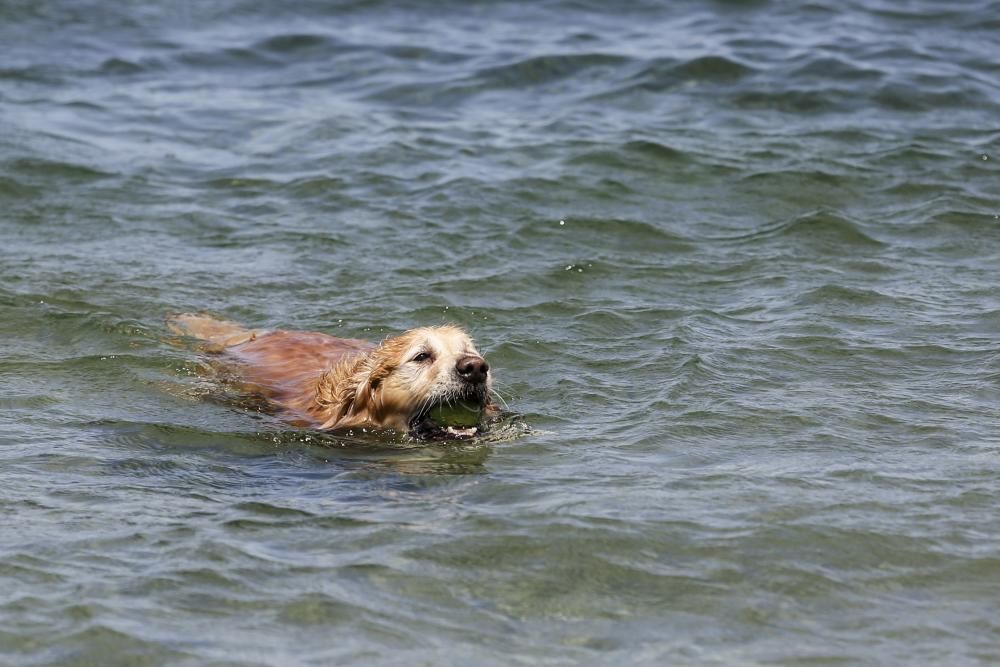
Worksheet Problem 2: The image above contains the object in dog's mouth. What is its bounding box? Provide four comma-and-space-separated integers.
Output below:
412, 400, 485, 438
167, 313, 495, 439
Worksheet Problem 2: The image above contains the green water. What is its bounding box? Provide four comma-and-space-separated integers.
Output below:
2, 1, 999, 664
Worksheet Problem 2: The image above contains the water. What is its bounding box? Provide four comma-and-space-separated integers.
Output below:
2, 0, 1000, 664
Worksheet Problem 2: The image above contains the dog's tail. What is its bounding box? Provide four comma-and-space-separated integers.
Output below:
166, 313, 259, 349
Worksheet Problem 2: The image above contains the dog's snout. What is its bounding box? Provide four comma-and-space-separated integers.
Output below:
456, 355, 489, 384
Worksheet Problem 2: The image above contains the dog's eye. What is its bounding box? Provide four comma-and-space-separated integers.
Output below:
411, 352, 433, 363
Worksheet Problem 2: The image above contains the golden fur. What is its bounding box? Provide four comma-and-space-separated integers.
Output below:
168, 314, 493, 435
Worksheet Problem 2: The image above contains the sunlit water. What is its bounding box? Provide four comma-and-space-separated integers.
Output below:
2, 1, 999, 664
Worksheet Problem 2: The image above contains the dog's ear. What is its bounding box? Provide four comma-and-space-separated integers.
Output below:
316, 352, 394, 430
347, 358, 389, 418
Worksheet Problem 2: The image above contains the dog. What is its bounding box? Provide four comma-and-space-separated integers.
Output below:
167, 314, 494, 438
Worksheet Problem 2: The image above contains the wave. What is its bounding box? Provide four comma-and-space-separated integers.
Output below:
716, 209, 883, 249
472, 52, 631, 89
624, 54, 755, 92
5, 157, 114, 183
567, 139, 694, 172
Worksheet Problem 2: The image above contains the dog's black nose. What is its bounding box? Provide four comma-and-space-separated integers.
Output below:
456, 355, 489, 384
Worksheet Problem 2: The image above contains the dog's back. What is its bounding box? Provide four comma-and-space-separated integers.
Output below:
168, 314, 372, 424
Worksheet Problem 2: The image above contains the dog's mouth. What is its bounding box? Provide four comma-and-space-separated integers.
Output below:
409, 392, 489, 440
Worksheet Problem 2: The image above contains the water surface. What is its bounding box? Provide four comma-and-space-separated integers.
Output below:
2, 0, 1000, 664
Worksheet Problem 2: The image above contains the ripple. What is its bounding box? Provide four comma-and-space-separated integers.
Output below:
795, 284, 897, 307
669, 54, 756, 82
621, 139, 692, 163
253, 33, 340, 56
635, 55, 755, 89
566, 139, 695, 173
0, 175, 42, 199
174, 45, 278, 70
97, 57, 148, 76
6, 158, 114, 183
585, 53, 755, 102
874, 82, 995, 112
276, 593, 356, 625
789, 55, 885, 81
731, 88, 849, 113
366, 51, 632, 106
513, 215, 694, 255
720, 209, 884, 249
472, 52, 632, 89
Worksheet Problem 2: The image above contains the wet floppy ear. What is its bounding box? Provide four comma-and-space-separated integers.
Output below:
314, 354, 381, 429
327, 354, 393, 426
315, 336, 411, 430
354, 361, 390, 412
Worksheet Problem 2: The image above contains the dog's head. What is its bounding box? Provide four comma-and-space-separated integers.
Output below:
318, 325, 492, 437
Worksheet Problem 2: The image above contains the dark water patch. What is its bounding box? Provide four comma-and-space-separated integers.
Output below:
779, 210, 884, 249
97, 57, 148, 76
0, 175, 42, 199
381, 44, 469, 64
276, 593, 357, 625
254, 33, 341, 56
174, 46, 280, 71
623, 139, 692, 163
566, 139, 698, 178
46, 626, 196, 666
635, 55, 755, 90
85, 420, 284, 457
790, 55, 885, 82
874, 82, 996, 112
200, 175, 282, 193
793, 284, 897, 309
672, 54, 756, 82
4, 303, 160, 352
0, 64, 65, 83
512, 216, 694, 257
231, 500, 316, 518
717, 209, 883, 252
0, 393, 60, 411
867, 3, 994, 24
927, 209, 1000, 234
473, 53, 631, 89
570, 308, 658, 341
104, 456, 194, 479
584, 54, 754, 104
730, 88, 851, 114
5, 157, 115, 183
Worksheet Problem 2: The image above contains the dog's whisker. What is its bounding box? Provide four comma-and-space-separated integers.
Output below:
489, 388, 511, 411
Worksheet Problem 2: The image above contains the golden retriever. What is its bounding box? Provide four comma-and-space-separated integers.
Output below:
168, 314, 494, 438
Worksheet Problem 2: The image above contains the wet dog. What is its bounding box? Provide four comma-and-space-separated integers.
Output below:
168, 314, 494, 438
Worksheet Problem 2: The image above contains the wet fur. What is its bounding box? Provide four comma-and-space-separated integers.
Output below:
168, 314, 493, 433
